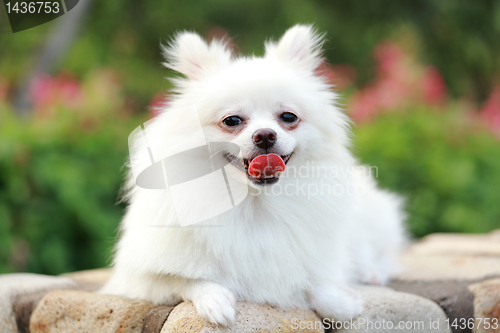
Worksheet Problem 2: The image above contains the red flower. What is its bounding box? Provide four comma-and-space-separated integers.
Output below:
148, 93, 169, 119
421, 67, 446, 105
375, 41, 406, 77
0, 77, 8, 102
316, 62, 357, 90
206, 26, 234, 52
30, 72, 83, 113
349, 40, 447, 123
479, 85, 500, 137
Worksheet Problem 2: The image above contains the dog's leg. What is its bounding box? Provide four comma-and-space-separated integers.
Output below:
307, 284, 363, 321
181, 280, 236, 326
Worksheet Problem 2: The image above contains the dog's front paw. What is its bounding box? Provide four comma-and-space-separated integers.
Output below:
308, 285, 363, 321
193, 284, 236, 326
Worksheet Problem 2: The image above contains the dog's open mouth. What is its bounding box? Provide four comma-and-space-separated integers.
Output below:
225, 152, 293, 185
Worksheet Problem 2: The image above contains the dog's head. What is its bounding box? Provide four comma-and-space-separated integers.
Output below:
161, 25, 350, 187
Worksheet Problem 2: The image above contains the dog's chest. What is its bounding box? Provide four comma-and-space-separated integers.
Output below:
198, 201, 345, 301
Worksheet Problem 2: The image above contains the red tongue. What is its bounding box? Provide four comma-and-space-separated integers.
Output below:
248, 154, 285, 179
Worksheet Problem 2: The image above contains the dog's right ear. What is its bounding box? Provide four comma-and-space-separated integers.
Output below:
162, 32, 232, 80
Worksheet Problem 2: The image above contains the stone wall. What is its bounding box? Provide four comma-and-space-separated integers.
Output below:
1, 230, 499, 333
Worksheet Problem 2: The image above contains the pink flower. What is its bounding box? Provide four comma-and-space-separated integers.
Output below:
375, 41, 406, 77
54, 73, 81, 107
479, 85, 500, 137
0, 77, 8, 102
206, 26, 234, 51
30, 72, 83, 114
349, 40, 448, 123
316, 62, 357, 90
350, 89, 378, 123
421, 67, 446, 105
148, 93, 169, 119
31, 74, 55, 109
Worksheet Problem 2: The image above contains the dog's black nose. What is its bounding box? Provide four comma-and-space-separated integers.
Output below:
253, 128, 277, 149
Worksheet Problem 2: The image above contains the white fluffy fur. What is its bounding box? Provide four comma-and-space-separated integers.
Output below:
101, 25, 407, 326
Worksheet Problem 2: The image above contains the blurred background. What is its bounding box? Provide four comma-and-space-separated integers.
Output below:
0, 0, 499, 275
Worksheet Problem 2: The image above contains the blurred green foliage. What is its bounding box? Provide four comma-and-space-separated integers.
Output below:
1, 0, 500, 105
0, 106, 144, 274
354, 108, 500, 238
1, 101, 498, 274
0, 0, 499, 275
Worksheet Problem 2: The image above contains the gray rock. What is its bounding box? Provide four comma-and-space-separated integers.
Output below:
2, 230, 498, 333
468, 278, 500, 333
388, 230, 500, 333
30, 290, 156, 333
396, 230, 500, 281
0, 273, 76, 333
335, 286, 451, 333
396, 255, 500, 281
389, 279, 476, 333
160, 301, 323, 333
407, 231, 500, 257
143, 306, 175, 333
61, 268, 113, 291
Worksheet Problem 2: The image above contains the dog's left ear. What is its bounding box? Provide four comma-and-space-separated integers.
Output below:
265, 25, 324, 71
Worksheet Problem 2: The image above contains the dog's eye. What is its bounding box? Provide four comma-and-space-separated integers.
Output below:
222, 116, 243, 127
280, 112, 298, 123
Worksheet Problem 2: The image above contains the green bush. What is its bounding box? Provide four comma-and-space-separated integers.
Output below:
353, 107, 500, 238
1, 0, 499, 276
1, 101, 498, 275
1, 0, 499, 106
0, 107, 143, 274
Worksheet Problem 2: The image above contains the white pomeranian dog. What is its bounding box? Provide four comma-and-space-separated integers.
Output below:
101, 25, 406, 326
